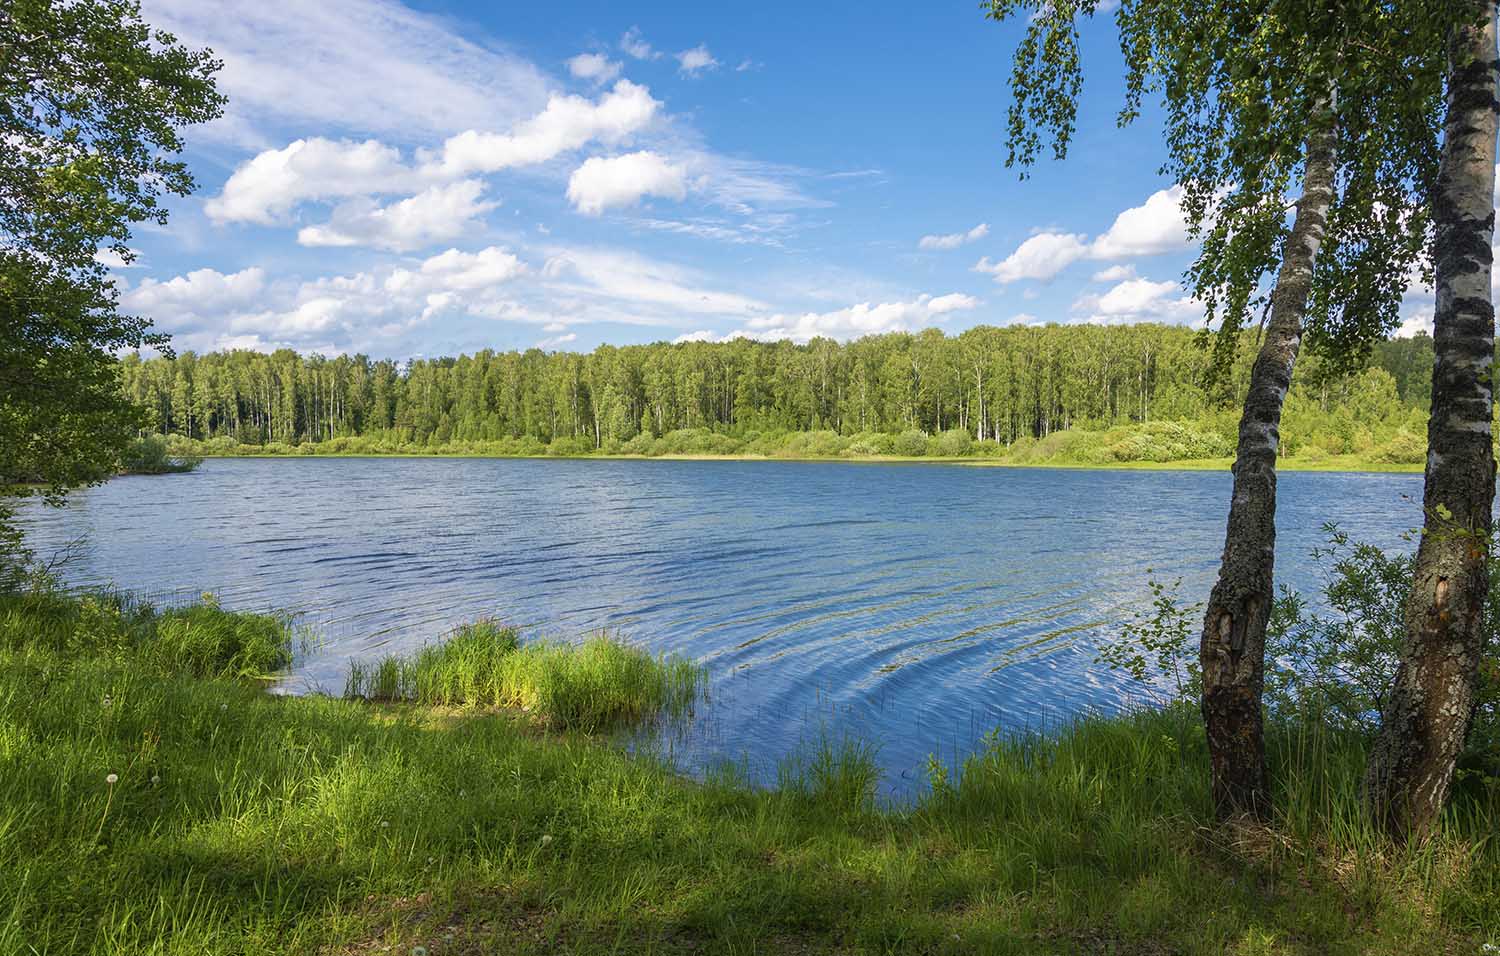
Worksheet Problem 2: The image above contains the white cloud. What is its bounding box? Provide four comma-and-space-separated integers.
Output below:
207, 137, 414, 225
297, 180, 497, 252
974, 233, 1089, 283
919, 223, 990, 251
208, 81, 662, 224
1072, 277, 1202, 325
1396, 309, 1434, 338
124, 267, 268, 319
1090, 264, 1137, 283
1090, 186, 1191, 259
674, 329, 717, 343
422, 79, 661, 178
141, 0, 550, 144
537, 332, 578, 349
389, 246, 527, 294
566, 151, 687, 215
566, 52, 623, 85
739, 293, 980, 343
541, 247, 767, 318
979, 187, 1192, 284
621, 26, 659, 60
676, 44, 720, 75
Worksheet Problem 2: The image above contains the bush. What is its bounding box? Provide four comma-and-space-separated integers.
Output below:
891, 430, 929, 457
1373, 429, 1426, 465
929, 428, 973, 458
120, 435, 201, 474
546, 435, 595, 456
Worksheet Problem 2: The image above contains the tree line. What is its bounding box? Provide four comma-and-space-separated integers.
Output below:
118, 325, 1439, 452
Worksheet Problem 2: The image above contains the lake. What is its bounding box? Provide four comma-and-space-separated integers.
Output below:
16, 457, 1423, 795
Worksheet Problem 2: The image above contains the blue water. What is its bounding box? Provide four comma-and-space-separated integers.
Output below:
16, 458, 1423, 794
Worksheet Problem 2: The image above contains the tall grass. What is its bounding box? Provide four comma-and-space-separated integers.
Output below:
0, 588, 293, 678
2, 590, 1497, 953
344, 619, 703, 731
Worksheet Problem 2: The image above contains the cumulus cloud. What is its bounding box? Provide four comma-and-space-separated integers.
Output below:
1072, 277, 1201, 325
676, 44, 720, 75
207, 80, 662, 224
296, 180, 497, 252
206, 137, 415, 225
919, 223, 990, 251
1089, 186, 1191, 258
1090, 264, 1137, 283
620, 26, 659, 60
123, 247, 533, 353
567, 52, 622, 85
566, 151, 687, 215
977, 187, 1192, 284
738, 293, 980, 343
974, 233, 1089, 283
421, 79, 661, 178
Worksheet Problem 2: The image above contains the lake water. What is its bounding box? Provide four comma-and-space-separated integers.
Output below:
16, 458, 1423, 795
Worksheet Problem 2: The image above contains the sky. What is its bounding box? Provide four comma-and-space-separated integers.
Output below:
113, 0, 1438, 359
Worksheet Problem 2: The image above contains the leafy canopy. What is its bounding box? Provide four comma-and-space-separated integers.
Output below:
0, 0, 223, 580
986, 0, 1456, 384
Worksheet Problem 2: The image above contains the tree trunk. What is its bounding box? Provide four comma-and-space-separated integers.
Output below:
1199, 101, 1336, 822
1365, 2, 1498, 843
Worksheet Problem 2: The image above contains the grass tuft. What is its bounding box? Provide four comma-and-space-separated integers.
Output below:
344, 620, 702, 731
0, 587, 293, 678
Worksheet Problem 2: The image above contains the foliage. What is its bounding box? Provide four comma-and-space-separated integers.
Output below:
119, 434, 202, 474
984, 0, 1450, 379
2, 592, 1497, 953
0, 0, 222, 558
1099, 526, 1500, 780
344, 621, 702, 732
1097, 572, 1202, 704
115, 327, 1446, 469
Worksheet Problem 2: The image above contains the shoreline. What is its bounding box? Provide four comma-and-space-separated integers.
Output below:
182, 449, 1426, 475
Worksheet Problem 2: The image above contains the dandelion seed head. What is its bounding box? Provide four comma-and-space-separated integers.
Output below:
106, 773, 118, 785
540, 834, 552, 845
380, 820, 390, 828
151, 775, 161, 785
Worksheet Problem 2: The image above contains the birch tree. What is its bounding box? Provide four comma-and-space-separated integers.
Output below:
985, 0, 1447, 818
1365, 0, 1499, 842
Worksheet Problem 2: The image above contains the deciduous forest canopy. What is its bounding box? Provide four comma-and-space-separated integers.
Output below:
121, 324, 1438, 463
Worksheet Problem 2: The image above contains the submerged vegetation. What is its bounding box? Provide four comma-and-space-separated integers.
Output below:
0, 584, 1497, 953
344, 619, 703, 731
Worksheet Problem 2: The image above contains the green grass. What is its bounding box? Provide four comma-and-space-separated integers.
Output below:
344, 619, 703, 731
1, 590, 1496, 954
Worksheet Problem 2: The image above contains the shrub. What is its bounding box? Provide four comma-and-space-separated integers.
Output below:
891, 430, 929, 457
930, 428, 973, 458
120, 435, 201, 474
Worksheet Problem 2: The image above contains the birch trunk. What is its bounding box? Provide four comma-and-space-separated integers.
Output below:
1199, 104, 1337, 821
1365, 2, 1499, 843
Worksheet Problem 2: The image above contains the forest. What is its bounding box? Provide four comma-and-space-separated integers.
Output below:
122, 323, 1439, 466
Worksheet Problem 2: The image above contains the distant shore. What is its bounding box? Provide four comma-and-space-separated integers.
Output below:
182, 448, 1425, 475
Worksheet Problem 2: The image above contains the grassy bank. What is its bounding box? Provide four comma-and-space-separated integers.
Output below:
2, 589, 1495, 954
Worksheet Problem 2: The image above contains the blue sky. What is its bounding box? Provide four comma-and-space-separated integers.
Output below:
113, 0, 1425, 358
